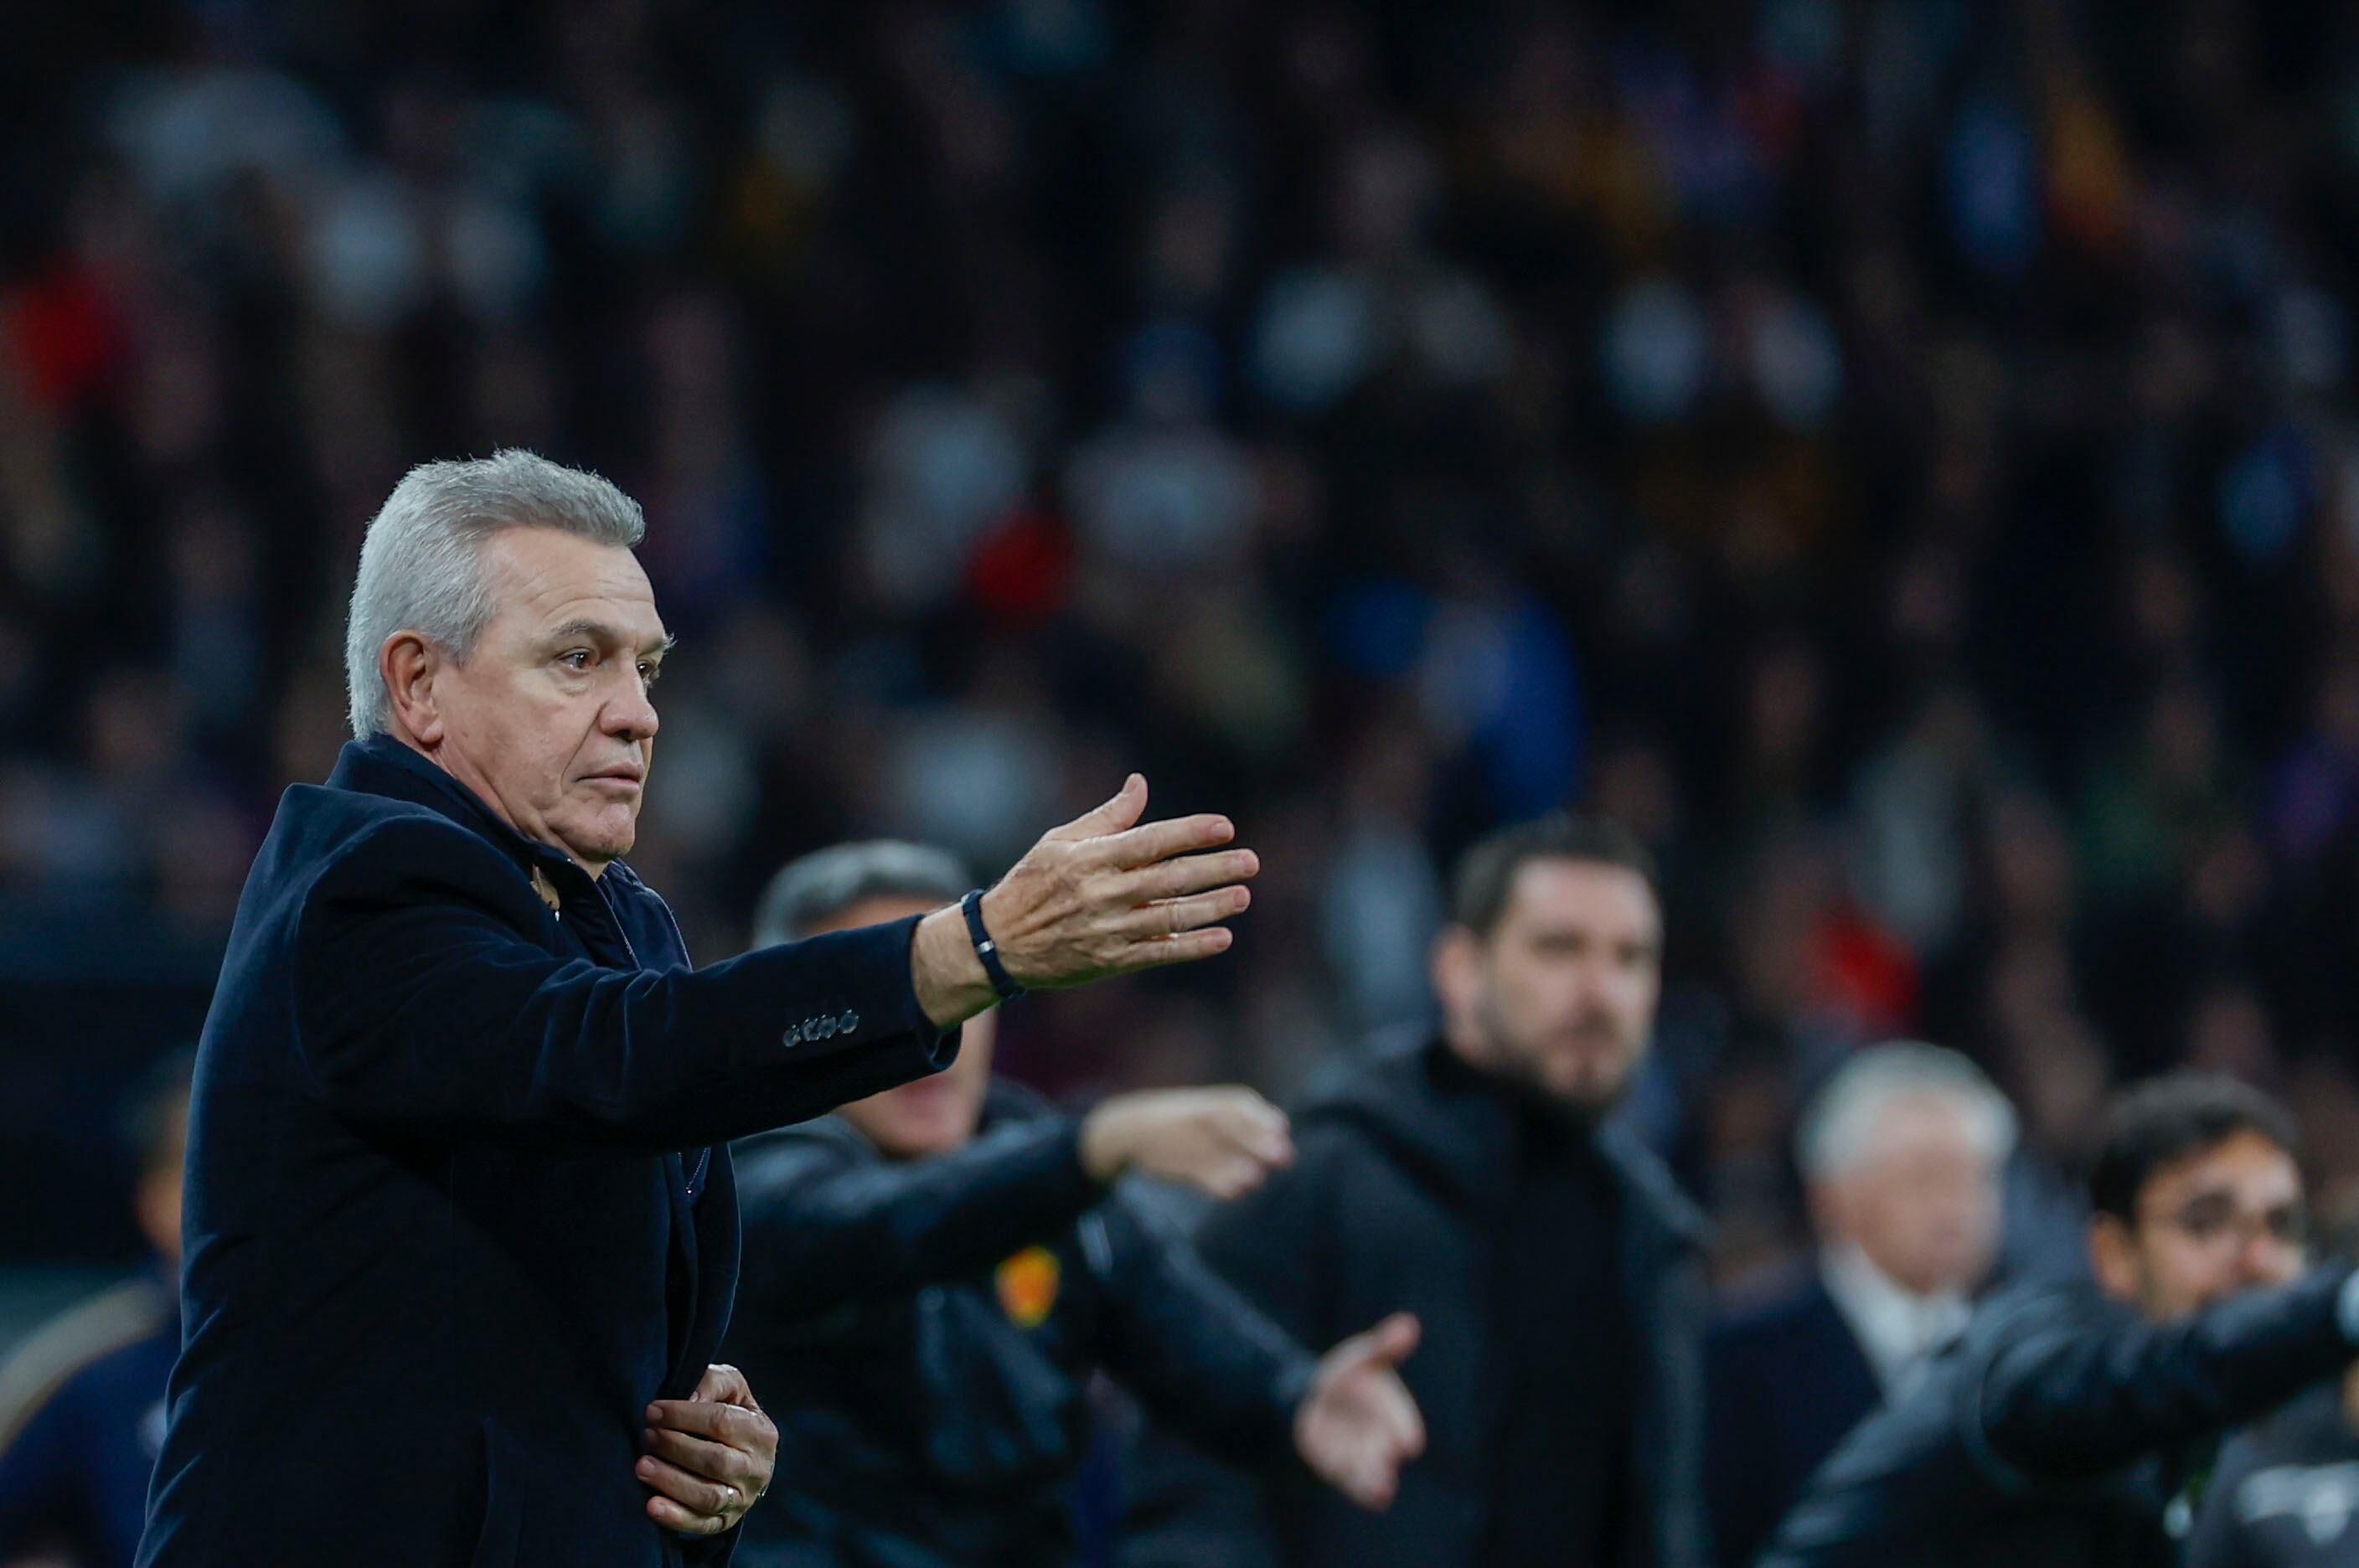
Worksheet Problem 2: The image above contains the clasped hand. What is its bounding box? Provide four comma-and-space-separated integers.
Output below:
637, 1363, 776, 1538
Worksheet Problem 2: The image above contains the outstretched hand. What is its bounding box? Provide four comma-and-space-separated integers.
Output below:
1079, 1086, 1293, 1198
1294, 1313, 1425, 1510
911, 776, 1259, 1027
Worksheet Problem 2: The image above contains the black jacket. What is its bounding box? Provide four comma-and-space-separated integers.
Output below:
2186, 1383, 2359, 1567
138, 736, 953, 1568
1705, 1269, 1885, 1568
1121, 1034, 1713, 1568
1762, 1267, 2359, 1568
721, 1081, 1314, 1567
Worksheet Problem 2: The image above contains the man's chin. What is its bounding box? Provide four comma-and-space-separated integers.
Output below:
1542, 1059, 1636, 1112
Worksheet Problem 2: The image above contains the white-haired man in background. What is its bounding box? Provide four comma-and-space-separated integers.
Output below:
1705, 1044, 2018, 1567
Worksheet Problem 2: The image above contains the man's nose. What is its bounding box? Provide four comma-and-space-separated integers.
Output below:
2233, 1229, 2293, 1286
606, 678, 659, 742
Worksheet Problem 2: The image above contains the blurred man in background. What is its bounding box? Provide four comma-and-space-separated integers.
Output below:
0, 1056, 190, 1568
1123, 814, 1710, 1568
1764, 1075, 2359, 1568
721, 842, 1423, 1567
1706, 1042, 2016, 1567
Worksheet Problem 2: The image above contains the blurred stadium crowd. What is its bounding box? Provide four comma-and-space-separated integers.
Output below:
10, 0, 2359, 1292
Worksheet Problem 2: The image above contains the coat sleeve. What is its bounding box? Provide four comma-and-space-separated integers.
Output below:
731, 1114, 1107, 1313
1964, 1265, 2359, 1487
1119, 1127, 1344, 1568
1090, 1191, 1318, 1468
293, 816, 955, 1154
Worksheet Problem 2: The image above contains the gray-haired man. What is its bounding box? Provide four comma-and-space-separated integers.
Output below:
721, 842, 1426, 1568
139, 451, 1262, 1568
1705, 1044, 2018, 1567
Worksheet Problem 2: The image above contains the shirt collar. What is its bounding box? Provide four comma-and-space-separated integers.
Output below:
1820, 1243, 1972, 1392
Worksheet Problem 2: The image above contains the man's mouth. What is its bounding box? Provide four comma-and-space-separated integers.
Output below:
584, 766, 645, 787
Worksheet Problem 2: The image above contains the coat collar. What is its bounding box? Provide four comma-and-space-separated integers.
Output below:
1299, 1032, 1709, 1246
328, 735, 598, 895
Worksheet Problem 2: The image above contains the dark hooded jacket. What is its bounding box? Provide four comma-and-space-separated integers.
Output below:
137, 735, 953, 1568
1121, 1034, 1713, 1568
723, 1080, 1314, 1567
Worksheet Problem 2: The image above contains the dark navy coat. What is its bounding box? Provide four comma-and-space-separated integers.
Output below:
1704, 1268, 1883, 1568
137, 736, 953, 1568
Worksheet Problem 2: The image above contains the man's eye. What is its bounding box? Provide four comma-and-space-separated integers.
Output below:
638, 661, 660, 685
560, 650, 592, 670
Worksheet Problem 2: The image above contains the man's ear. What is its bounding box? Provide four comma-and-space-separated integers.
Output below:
379, 632, 445, 746
2087, 1214, 2142, 1305
1431, 927, 1482, 1038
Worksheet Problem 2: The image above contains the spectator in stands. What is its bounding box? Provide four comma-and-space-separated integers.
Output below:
0, 1055, 190, 1568
1763, 1075, 2359, 1568
721, 841, 1423, 1567
1123, 814, 1710, 1568
1706, 1043, 2016, 1568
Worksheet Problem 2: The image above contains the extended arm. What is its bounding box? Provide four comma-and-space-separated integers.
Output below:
734, 1117, 1104, 1312
1094, 1194, 1318, 1465
1969, 1265, 2359, 1485
295, 818, 952, 1154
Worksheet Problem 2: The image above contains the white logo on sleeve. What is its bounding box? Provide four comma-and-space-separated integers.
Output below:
2238, 1462, 2359, 1545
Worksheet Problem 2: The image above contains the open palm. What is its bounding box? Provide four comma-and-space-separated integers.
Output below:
1293, 1313, 1426, 1509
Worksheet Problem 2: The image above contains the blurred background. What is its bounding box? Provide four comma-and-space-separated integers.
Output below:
9, 0, 2359, 1336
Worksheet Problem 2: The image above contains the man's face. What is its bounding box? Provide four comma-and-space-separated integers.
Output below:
1814, 1093, 2004, 1298
803, 895, 994, 1159
2090, 1128, 2307, 1321
420, 528, 668, 872
1436, 858, 1663, 1112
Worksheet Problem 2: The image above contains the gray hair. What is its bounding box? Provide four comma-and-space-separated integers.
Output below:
753, 841, 973, 946
344, 450, 647, 737
1797, 1042, 2019, 1180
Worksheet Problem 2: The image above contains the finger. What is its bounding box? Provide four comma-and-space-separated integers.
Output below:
691, 1363, 753, 1406
1394, 1386, 1427, 1457
1097, 813, 1238, 869
1128, 848, 1261, 900
1214, 1102, 1293, 1166
643, 1426, 759, 1484
1197, 1158, 1270, 1200
1359, 1312, 1422, 1368
647, 1494, 732, 1534
636, 1454, 734, 1515
1045, 775, 1148, 843
648, 1400, 763, 1446
1107, 928, 1234, 972
1212, 1122, 1291, 1173
1112, 885, 1251, 939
